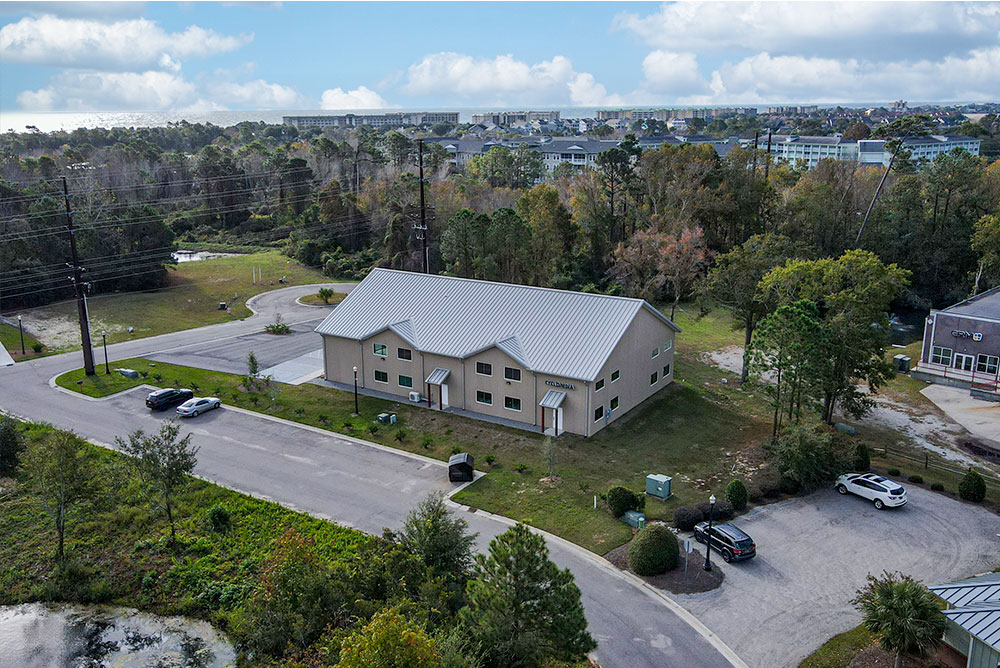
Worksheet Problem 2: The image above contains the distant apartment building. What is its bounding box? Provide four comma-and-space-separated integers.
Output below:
764, 134, 980, 169
471, 111, 561, 126
889, 100, 908, 112
596, 107, 755, 122
764, 105, 820, 114
283, 112, 459, 129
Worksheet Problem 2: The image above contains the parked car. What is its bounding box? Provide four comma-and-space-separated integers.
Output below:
176, 397, 221, 417
836, 472, 907, 509
145, 388, 194, 411
693, 522, 757, 563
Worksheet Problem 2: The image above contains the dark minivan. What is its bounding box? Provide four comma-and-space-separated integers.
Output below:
146, 388, 194, 411
693, 522, 757, 563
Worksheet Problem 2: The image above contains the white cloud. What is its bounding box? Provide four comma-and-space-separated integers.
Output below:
214, 79, 304, 108
614, 2, 1000, 59
17, 70, 198, 111
0, 15, 252, 70
402, 52, 627, 106
320, 85, 392, 110
641, 51, 708, 94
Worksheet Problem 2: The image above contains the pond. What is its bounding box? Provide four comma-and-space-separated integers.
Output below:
0, 603, 235, 668
172, 250, 239, 263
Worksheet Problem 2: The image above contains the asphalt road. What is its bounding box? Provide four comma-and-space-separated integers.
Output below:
675, 486, 1000, 667
0, 284, 736, 668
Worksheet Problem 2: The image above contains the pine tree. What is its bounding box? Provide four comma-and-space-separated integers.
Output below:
459, 523, 595, 668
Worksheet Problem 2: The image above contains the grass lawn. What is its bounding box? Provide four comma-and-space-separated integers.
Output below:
18, 250, 327, 350
1, 322, 47, 360
798, 625, 873, 668
668, 303, 745, 355
57, 354, 773, 554
298, 291, 347, 306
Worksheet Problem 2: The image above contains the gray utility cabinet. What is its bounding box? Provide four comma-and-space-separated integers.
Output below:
646, 474, 672, 499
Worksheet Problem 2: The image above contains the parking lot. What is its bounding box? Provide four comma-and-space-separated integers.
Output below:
675, 485, 1000, 668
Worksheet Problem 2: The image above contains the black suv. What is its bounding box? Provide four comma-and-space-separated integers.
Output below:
693, 522, 757, 563
146, 388, 194, 411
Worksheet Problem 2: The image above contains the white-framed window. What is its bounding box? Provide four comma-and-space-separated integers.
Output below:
931, 346, 953, 366
504, 396, 522, 411
610, 396, 619, 411
476, 390, 493, 405
398, 375, 413, 388
651, 347, 659, 358
476, 362, 492, 376
373, 343, 387, 357
650, 371, 658, 385
977, 354, 999, 375
664, 339, 672, 352
663, 364, 671, 377
594, 405, 604, 422
504, 367, 521, 382
595, 378, 605, 392
374, 369, 388, 383
954, 353, 975, 372
611, 370, 620, 383
397, 347, 412, 361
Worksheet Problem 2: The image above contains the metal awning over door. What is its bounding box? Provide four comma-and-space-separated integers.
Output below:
539, 390, 566, 409
425, 367, 450, 385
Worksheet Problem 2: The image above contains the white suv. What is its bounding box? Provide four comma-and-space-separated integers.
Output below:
836, 473, 907, 509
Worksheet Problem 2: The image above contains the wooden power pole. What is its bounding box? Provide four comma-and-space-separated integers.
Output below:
63, 177, 95, 376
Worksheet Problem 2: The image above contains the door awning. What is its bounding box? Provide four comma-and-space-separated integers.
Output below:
425, 367, 450, 385
539, 390, 566, 409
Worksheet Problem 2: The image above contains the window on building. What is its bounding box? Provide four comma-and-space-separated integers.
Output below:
931, 346, 953, 366
664, 339, 673, 352
651, 347, 659, 358
476, 391, 493, 405
663, 364, 671, 377
977, 354, 1000, 375
397, 347, 412, 361
504, 367, 521, 382
374, 370, 388, 383
594, 406, 604, 422
504, 396, 522, 411
476, 362, 492, 376
610, 396, 619, 411
373, 343, 387, 357
611, 370, 620, 383
955, 354, 975, 372
398, 375, 413, 388
650, 371, 658, 385
595, 378, 605, 392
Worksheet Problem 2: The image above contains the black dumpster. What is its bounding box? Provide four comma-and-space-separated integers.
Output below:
448, 453, 474, 482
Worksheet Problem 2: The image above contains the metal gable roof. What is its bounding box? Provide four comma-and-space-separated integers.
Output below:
315, 269, 678, 381
931, 572, 1000, 607
940, 286, 1000, 320
943, 604, 1000, 651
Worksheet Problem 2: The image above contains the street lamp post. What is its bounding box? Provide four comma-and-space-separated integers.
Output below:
352, 366, 359, 415
102, 332, 110, 375
703, 494, 717, 572
17, 315, 25, 355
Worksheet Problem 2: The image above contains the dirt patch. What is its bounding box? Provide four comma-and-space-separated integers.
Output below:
604, 535, 724, 594
847, 644, 964, 668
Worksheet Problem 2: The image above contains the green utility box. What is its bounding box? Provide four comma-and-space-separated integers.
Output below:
646, 474, 672, 500
376, 413, 397, 425
622, 510, 646, 528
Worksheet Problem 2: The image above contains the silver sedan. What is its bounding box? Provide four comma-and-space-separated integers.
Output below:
176, 396, 222, 417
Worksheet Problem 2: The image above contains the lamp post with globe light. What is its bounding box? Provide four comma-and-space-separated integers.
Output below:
703, 494, 717, 572
352, 366, 359, 415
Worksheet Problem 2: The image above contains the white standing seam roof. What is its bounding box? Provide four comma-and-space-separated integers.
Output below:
943, 605, 1000, 651
931, 573, 1000, 607
316, 269, 679, 382
932, 573, 1000, 651
425, 367, 450, 385
539, 390, 566, 409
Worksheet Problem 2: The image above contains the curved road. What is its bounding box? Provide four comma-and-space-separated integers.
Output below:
0, 284, 738, 668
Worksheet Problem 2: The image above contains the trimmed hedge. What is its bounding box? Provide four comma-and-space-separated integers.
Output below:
907, 474, 924, 484
887, 468, 901, 476
673, 506, 703, 531
696, 499, 734, 522
726, 479, 748, 511
759, 478, 783, 498
959, 470, 987, 503
930, 482, 945, 492
607, 486, 645, 518
628, 524, 679, 576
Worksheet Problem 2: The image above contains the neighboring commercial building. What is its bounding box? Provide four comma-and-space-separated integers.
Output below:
596, 107, 755, 122
283, 112, 459, 129
764, 105, 819, 114
314, 269, 680, 437
913, 286, 1000, 398
763, 134, 981, 169
471, 110, 561, 126
930, 573, 1000, 668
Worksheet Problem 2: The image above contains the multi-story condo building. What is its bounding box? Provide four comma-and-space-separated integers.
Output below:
283, 112, 459, 129
764, 134, 980, 169
764, 105, 820, 114
596, 107, 755, 122
471, 111, 561, 126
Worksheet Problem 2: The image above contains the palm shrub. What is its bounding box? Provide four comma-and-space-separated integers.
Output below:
852, 571, 946, 668
317, 287, 335, 304
959, 469, 986, 502
726, 478, 748, 511
627, 525, 679, 576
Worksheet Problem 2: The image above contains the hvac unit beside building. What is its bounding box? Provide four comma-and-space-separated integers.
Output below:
376, 412, 397, 425
892, 354, 911, 373
408, 391, 422, 403
646, 474, 672, 499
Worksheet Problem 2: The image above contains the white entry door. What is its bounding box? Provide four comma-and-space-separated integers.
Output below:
555, 407, 563, 436
954, 353, 974, 372
440, 383, 449, 408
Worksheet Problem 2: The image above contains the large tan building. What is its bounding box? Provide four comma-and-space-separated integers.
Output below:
315, 269, 679, 437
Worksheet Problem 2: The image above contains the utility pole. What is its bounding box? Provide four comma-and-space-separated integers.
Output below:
63, 176, 95, 376
415, 138, 429, 273
764, 130, 773, 180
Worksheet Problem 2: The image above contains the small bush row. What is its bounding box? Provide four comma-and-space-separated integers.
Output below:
673, 500, 734, 531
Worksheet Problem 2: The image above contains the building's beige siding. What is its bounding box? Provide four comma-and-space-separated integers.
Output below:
324, 336, 362, 385
462, 347, 536, 425
535, 372, 587, 435
421, 353, 464, 408
588, 308, 675, 436
360, 329, 420, 398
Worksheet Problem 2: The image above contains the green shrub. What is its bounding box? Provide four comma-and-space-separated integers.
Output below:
959, 470, 987, 502
887, 468, 901, 476
673, 506, 703, 531
726, 479, 749, 511
32, 342, 44, 353
765, 422, 849, 491
696, 499, 734, 521
760, 478, 783, 498
394, 429, 407, 442
778, 476, 801, 495
0, 416, 26, 476
607, 486, 644, 518
367, 423, 379, 435
484, 454, 496, 466
450, 446, 461, 455
207, 505, 231, 532
853, 444, 870, 472
627, 525, 679, 576
907, 474, 924, 484
514, 463, 527, 473
420, 434, 433, 449
930, 482, 945, 492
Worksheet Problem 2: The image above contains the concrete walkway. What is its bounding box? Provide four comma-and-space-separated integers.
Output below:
922, 384, 1000, 442
260, 348, 324, 385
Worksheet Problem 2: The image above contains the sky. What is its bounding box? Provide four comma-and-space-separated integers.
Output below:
1, 1, 999, 113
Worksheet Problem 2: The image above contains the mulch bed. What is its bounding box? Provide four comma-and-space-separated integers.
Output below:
848, 644, 966, 668
604, 539, 724, 594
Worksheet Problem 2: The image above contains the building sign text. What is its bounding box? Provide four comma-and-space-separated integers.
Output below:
545, 380, 576, 390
